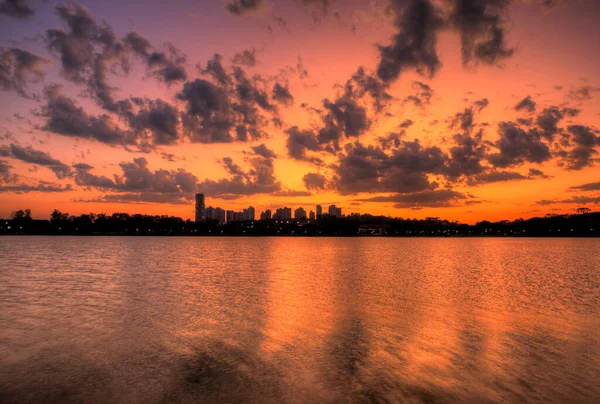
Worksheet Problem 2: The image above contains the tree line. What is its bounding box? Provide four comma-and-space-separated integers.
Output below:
1, 208, 598, 237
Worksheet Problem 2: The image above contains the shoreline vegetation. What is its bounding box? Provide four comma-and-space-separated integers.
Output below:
1, 209, 599, 237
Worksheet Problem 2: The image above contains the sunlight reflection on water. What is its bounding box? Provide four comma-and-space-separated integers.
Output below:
1, 237, 599, 403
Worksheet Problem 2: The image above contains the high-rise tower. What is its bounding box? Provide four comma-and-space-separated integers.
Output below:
195, 193, 206, 222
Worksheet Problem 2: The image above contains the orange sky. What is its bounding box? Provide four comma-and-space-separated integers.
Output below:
0, 0, 599, 223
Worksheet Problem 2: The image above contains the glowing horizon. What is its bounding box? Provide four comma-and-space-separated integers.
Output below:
1, 0, 599, 224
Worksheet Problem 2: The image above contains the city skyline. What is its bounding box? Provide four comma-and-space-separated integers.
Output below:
1, 1, 599, 224
193, 192, 341, 223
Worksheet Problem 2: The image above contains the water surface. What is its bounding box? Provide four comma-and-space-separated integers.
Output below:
1, 237, 599, 403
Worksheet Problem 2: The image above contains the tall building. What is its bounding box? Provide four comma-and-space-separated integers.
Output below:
215, 208, 225, 224
328, 205, 337, 217
205, 206, 216, 221
260, 209, 272, 220
309, 211, 315, 220
195, 193, 205, 222
295, 207, 307, 220
243, 206, 256, 221
316, 205, 322, 218
336, 207, 342, 218
226, 210, 235, 223
282, 207, 292, 221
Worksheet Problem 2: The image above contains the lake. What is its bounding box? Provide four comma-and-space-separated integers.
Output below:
1, 237, 599, 403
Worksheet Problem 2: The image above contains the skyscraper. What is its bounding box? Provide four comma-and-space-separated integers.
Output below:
316, 205, 322, 218
226, 210, 234, 223
260, 209, 272, 220
295, 207, 307, 220
328, 205, 337, 217
283, 207, 292, 220
309, 211, 315, 220
195, 193, 205, 222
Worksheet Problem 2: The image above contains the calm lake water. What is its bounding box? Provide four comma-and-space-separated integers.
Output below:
1, 237, 599, 403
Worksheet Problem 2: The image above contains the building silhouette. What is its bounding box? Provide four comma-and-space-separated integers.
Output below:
195, 193, 205, 222
309, 210, 315, 220
295, 207, 307, 220
316, 205, 322, 218
260, 210, 272, 220
328, 205, 342, 218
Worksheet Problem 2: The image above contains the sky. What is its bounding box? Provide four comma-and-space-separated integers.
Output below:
0, 0, 599, 223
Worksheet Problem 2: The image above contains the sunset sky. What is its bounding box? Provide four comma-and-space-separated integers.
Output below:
1, 0, 599, 223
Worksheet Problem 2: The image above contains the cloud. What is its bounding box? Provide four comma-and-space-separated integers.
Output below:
232, 48, 257, 67
272, 82, 294, 106
4, 144, 72, 179
226, 0, 265, 16
303, 172, 329, 190
445, 130, 487, 179
197, 144, 282, 198
0, 182, 73, 193
332, 140, 443, 195
557, 125, 600, 170
535, 106, 579, 140
0, 47, 49, 98
515, 95, 536, 113
536, 195, 600, 206
74, 157, 199, 204
125, 98, 181, 145
405, 81, 434, 106
449, 0, 514, 66
569, 181, 600, 192
487, 122, 551, 167
473, 98, 489, 111
46, 4, 130, 111
0, 0, 34, 19
377, 0, 445, 83
362, 189, 472, 209
40, 85, 134, 146
285, 126, 324, 164
567, 86, 600, 101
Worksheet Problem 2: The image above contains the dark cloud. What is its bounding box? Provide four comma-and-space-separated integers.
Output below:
569, 181, 600, 192
226, 0, 265, 16
199, 53, 231, 86
0, 47, 49, 98
348, 67, 392, 111
285, 126, 324, 164
125, 98, 181, 145
362, 189, 471, 209
450, 107, 476, 132
177, 79, 238, 143
446, 130, 487, 179
0, 0, 34, 19
399, 119, 414, 128
232, 48, 257, 67
124, 32, 187, 85
5, 144, 71, 179
303, 172, 328, 190
197, 144, 282, 198
0, 182, 72, 193
487, 122, 551, 167
317, 94, 370, 149
468, 170, 526, 185
567, 86, 600, 101
272, 82, 294, 106
332, 141, 442, 195
557, 125, 600, 170
535, 106, 579, 140
40, 85, 134, 146
449, 0, 513, 65
473, 98, 489, 111
515, 95, 536, 113
377, 0, 445, 83
74, 157, 199, 203
46, 4, 130, 111
405, 81, 434, 106
536, 195, 600, 206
